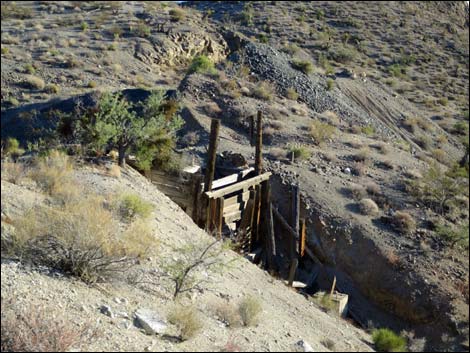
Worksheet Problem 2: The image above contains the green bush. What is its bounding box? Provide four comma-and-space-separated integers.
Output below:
120, 194, 154, 220
361, 125, 375, 136
291, 60, 313, 74
388, 64, 407, 78
372, 328, 407, 352
252, 81, 275, 101
436, 222, 469, 249
238, 296, 262, 327
169, 8, 185, 22
329, 46, 357, 64
187, 55, 217, 75
310, 121, 336, 145
288, 144, 311, 160
326, 78, 334, 91
133, 21, 151, 37
286, 87, 299, 100
3, 137, 24, 158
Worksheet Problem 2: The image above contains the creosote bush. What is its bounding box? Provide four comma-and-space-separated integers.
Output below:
30, 150, 73, 195
310, 121, 336, 145
286, 87, 299, 100
291, 59, 313, 74
372, 328, 407, 352
252, 81, 275, 101
358, 198, 380, 216
1, 299, 97, 352
24, 75, 45, 90
238, 295, 262, 327
188, 55, 217, 75
119, 193, 154, 220
392, 211, 416, 234
288, 144, 311, 160
9, 195, 144, 283
167, 305, 202, 341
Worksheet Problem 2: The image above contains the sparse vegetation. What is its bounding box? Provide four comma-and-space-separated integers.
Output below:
169, 8, 185, 22
288, 144, 311, 160
291, 59, 313, 74
326, 78, 334, 91
436, 222, 469, 249
358, 198, 380, 216
392, 211, 416, 234
30, 150, 73, 195
188, 55, 217, 75
238, 295, 262, 327
23, 75, 45, 90
1, 299, 97, 352
286, 87, 299, 100
119, 194, 154, 220
310, 121, 336, 145
372, 328, 407, 352
252, 81, 275, 101
167, 304, 202, 341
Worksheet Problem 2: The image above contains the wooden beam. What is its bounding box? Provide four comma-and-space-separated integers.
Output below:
239, 190, 256, 253
291, 185, 300, 236
204, 119, 220, 193
287, 258, 298, 287
224, 190, 251, 208
216, 197, 224, 238
202, 167, 255, 191
267, 203, 277, 270
330, 275, 337, 296
205, 172, 272, 199
299, 218, 306, 258
255, 110, 263, 175
272, 206, 298, 241
191, 174, 203, 223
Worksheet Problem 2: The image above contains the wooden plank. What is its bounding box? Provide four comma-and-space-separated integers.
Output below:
299, 219, 306, 258
249, 115, 255, 147
238, 190, 256, 253
305, 246, 323, 266
191, 174, 204, 224
291, 185, 300, 236
255, 110, 263, 175
216, 197, 224, 238
223, 190, 251, 208
288, 258, 299, 287
224, 209, 243, 223
272, 206, 298, 240
330, 276, 337, 296
204, 119, 220, 193
266, 202, 277, 271
205, 172, 272, 199
204, 168, 255, 191
223, 201, 247, 216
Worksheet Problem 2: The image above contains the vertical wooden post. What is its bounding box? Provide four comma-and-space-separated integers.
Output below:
262, 181, 275, 271
253, 185, 262, 244
215, 197, 224, 238
204, 119, 220, 193
330, 276, 337, 296
288, 258, 298, 287
299, 218, 306, 259
255, 111, 263, 175
249, 115, 255, 147
290, 184, 300, 260
191, 174, 204, 224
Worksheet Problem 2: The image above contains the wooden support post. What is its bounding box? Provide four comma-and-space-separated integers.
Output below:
261, 181, 275, 271
249, 115, 255, 146
291, 185, 300, 260
299, 218, 306, 258
288, 258, 299, 287
255, 111, 263, 175
253, 184, 262, 245
330, 275, 337, 296
239, 190, 256, 252
191, 174, 204, 224
204, 119, 220, 193
215, 197, 224, 238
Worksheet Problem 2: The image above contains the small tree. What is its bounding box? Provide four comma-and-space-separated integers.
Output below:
80, 91, 183, 166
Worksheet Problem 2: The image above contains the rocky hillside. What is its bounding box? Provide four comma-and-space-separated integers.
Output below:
1, 1, 469, 352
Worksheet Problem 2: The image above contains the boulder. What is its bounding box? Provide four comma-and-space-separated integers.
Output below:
134, 308, 167, 335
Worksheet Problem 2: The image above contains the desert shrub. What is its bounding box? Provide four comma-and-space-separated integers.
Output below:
2, 137, 24, 159
431, 148, 448, 165
1, 299, 97, 352
414, 135, 432, 150
365, 182, 381, 196
347, 184, 367, 200
370, 142, 388, 154
80, 21, 88, 31
437, 97, 448, 106
436, 222, 469, 249
133, 21, 151, 37
1, 2, 33, 19
403, 169, 422, 180
402, 117, 418, 133
388, 64, 407, 78
24, 75, 45, 90
121, 218, 157, 257
310, 121, 336, 145
361, 124, 375, 136
1, 161, 26, 184
409, 163, 468, 214
329, 46, 357, 64
353, 162, 366, 177
258, 33, 269, 43
372, 328, 407, 352
119, 193, 154, 220
182, 131, 200, 146
416, 118, 432, 132
24, 63, 36, 74
291, 59, 313, 74
326, 78, 334, 91
162, 240, 231, 299
318, 293, 336, 312
238, 295, 262, 327
213, 300, 240, 327
87, 81, 97, 88
288, 144, 311, 160
352, 148, 371, 164
188, 55, 217, 75
358, 198, 380, 216
286, 87, 299, 100
107, 164, 121, 178
45, 83, 60, 94
169, 8, 185, 22
269, 147, 287, 160
1, 47, 9, 54
168, 305, 202, 341
281, 43, 300, 56
392, 211, 416, 234
30, 150, 73, 195
252, 81, 275, 101
9, 196, 141, 283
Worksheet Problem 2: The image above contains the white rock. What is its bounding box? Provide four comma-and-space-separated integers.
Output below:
135, 309, 167, 335
296, 340, 314, 352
